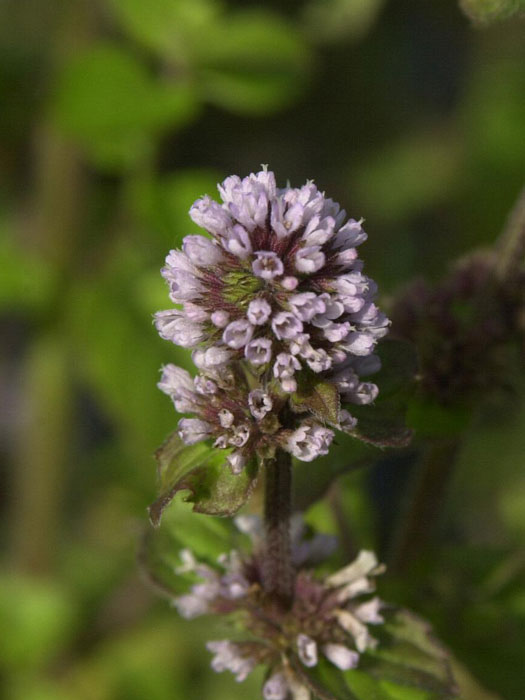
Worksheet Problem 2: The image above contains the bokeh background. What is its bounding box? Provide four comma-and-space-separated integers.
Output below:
1, 1, 524, 698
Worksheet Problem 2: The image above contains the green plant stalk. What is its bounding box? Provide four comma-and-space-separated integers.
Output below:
10, 336, 72, 573
389, 438, 460, 572
390, 188, 525, 573
9, 0, 91, 573
494, 185, 525, 283
10, 122, 83, 574
262, 449, 294, 605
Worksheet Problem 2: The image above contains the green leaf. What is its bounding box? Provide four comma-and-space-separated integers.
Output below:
292, 380, 341, 424
149, 432, 258, 525
378, 681, 438, 699
195, 10, 311, 115
140, 495, 233, 597
67, 275, 179, 451
0, 232, 57, 313
459, 0, 525, 25
361, 609, 459, 698
448, 657, 502, 700
345, 670, 401, 699
109, 0, 220, 59
302, 0, 386, 45
290, 654, 356, 700
294, 609, 461, 700
140, 519, 194, 598
0, 574, 76, 670
53, 43, 198, 170
128, 169, 223, 249
112, 1, 311, 115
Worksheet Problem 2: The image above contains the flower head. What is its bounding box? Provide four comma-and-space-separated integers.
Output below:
390, 250, 525, 405
155, 167, 388, 409
158, 362, 339, 468
171, 518, 385, 699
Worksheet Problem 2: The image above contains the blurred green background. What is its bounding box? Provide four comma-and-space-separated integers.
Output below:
1, 1, 524, 698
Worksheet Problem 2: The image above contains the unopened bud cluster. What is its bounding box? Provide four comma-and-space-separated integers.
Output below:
391, 250, 525, 404
174, 517, 385, 699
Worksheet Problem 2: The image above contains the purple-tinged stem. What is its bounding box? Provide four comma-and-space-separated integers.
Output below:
262, 449, 294, 605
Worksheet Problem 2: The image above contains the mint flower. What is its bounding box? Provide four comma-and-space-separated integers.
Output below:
155, 167, 389, 406
171, 518, 385, 699
158, 363, 338, 469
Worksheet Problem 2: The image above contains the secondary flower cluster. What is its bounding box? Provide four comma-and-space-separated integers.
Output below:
155, 167, 388, 410
390, 250, 525, 404
158, 360, 349, 469
173, 516, 385, 699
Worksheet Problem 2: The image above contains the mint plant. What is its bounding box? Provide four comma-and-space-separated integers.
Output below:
144, 168, 469, 698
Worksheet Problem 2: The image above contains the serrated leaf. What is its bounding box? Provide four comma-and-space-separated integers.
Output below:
149, 431, 258, 525
292, 380, 341, 424
384, 609, 450, 660
189, 457, 259, 516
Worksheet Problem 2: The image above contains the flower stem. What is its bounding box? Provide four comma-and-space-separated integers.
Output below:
262, 449, 294, 605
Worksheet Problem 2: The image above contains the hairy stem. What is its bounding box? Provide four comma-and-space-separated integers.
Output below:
262, 450, 294, 605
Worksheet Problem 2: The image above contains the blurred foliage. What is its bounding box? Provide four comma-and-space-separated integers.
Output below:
291, 608, 462, 699
54, 42, 199, 171
1, 0, 524, 698
301, 0, 387, 44
459, 0, 525, 24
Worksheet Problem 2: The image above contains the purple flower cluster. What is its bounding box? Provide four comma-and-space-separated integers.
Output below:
172, 516, 385, 699
158, 362, 340, 469
155, 167, 388, 408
